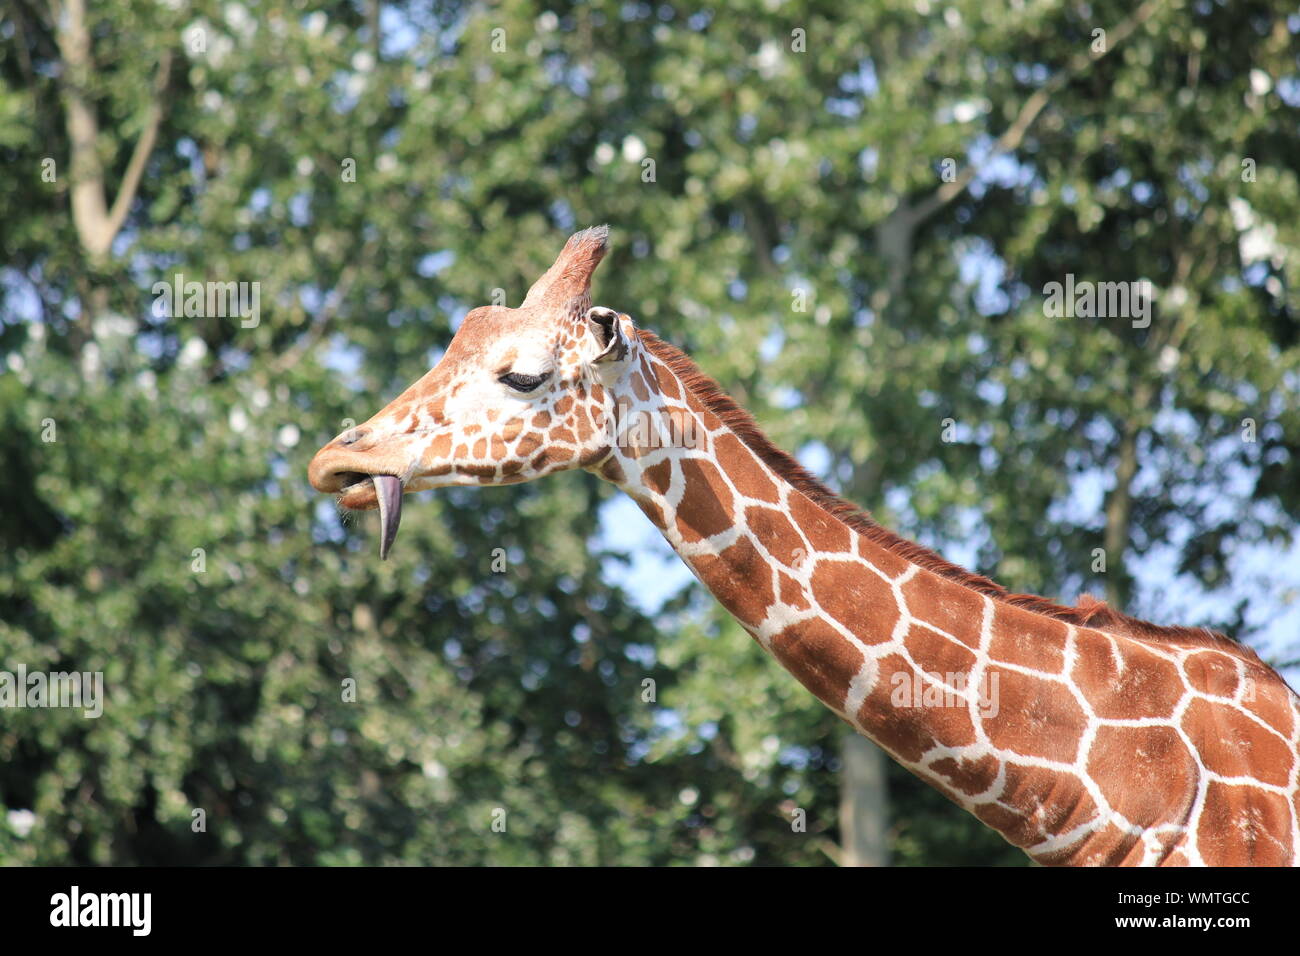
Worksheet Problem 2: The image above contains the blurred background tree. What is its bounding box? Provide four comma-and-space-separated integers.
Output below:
0, 0, 1296, 866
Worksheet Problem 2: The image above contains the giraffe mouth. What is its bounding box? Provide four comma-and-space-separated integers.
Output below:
338, 473, 405, 560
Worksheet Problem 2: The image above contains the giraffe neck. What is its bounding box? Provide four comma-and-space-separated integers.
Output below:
593, 342, 1300, 866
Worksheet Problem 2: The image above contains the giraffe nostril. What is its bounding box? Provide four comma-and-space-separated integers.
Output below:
340, 426, 369, 447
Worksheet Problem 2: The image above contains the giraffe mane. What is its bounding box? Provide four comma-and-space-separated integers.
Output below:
637, 329, 1259, 660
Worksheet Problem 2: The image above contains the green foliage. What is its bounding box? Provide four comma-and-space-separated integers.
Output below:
1, 0, 1296, 865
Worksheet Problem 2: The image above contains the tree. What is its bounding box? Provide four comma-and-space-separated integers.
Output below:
2, 0, 1295, 866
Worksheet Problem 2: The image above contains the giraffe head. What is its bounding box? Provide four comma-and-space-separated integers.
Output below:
308, 225, 637, 558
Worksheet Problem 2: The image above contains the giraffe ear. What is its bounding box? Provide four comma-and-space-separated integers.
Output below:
522, 225, 610, 308
587, 306, 629, 363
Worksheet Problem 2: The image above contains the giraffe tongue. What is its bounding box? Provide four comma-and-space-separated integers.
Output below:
372, 474, 403, 560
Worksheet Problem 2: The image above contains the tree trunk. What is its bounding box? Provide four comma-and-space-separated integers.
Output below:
839, 732, 890, 866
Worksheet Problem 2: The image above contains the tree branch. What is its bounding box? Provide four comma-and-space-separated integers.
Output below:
1101, 245, 1206, 606
104, 48, 173, 244
907, 0, 1168, 228
55, 0, 172, 262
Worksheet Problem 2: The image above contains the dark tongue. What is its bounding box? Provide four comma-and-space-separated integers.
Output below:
372, 475, 403, 560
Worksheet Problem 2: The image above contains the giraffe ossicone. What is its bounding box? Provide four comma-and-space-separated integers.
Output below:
309, 227, 1300, 866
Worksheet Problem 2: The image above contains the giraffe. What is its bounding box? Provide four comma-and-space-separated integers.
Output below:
308, 226, 1300, 866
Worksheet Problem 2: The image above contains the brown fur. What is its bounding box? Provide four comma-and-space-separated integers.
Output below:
638, 330, 1257, 659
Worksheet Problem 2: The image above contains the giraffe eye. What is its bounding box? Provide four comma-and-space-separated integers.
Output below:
499, 371, 550, 392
